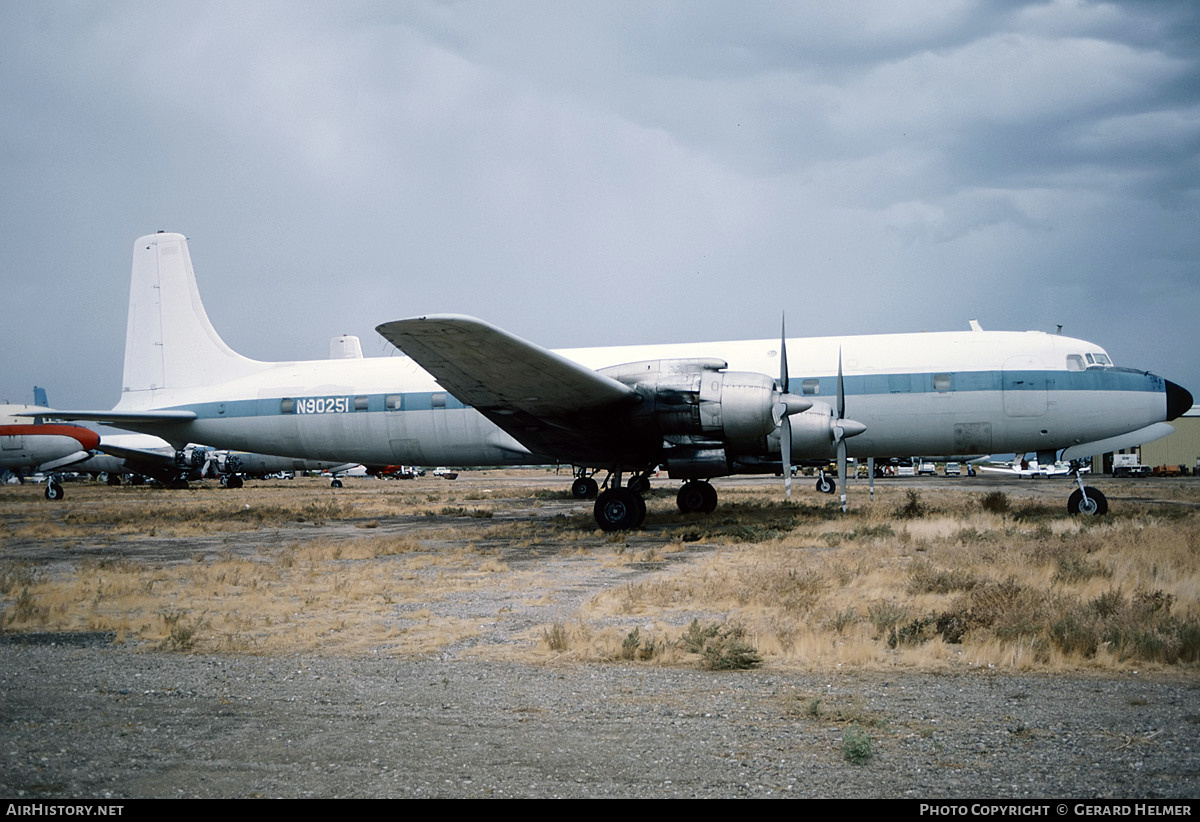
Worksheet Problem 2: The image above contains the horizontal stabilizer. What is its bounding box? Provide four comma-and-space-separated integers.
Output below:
1061, 422, 1175, 460
20, 409, 197, 424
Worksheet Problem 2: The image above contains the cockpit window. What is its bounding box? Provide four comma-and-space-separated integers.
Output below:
1066, 355, 1085, 371
1092, 353, 1112, 366
1085, 353, 1094, 364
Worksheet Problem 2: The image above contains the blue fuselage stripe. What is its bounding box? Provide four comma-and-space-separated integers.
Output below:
160, 368, 1163, 421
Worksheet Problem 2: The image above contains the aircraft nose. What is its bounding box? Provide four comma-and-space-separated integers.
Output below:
1166, 380, 1193, 421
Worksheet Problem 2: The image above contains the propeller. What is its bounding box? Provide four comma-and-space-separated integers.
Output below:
831, 348, 867, 513
780, 318, 792, 498
774, 317, 809, 499
835, 350, 848, 513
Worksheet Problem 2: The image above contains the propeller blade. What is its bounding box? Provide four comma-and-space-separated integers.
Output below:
836, 347, 845, 421
837, 438, 848, 514
779, 314, 792, 500
782, 416, 792, 499
779, 315, 789, 394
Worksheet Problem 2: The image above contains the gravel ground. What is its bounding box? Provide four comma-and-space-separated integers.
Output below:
1, 638, 1197, 798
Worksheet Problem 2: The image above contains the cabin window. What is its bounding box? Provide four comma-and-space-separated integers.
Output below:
1066, 355, 1085, 371
431, 392, 447, 409
353, 395, 369, 412
933, 373, 952, 393
385, 394, 403, 411
801, 378, 820, 395
280, 398, 295, 414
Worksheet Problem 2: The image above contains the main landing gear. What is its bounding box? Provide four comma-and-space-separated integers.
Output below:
676, 480, 717, 514
589, 468, 655, 531
594, 486, 646, 531
570, 469, 599, 499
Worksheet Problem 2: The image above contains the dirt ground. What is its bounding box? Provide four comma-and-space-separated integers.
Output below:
2, 472, 1198, 799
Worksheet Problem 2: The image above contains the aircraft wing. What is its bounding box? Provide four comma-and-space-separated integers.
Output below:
377, 314, 643, 463
96, 442, 176, 466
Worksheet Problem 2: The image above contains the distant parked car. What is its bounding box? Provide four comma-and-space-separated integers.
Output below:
432, 467, 459, 480
944, 462, 961, 477
917, 461, 937, 476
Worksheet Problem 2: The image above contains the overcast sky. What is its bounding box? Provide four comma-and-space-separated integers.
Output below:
2, 1, 1198, 413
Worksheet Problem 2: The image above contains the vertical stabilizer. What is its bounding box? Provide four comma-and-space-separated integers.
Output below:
118, 233, 264, 408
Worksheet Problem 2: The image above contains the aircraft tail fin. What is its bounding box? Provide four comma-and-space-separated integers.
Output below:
118, 232, 264, 409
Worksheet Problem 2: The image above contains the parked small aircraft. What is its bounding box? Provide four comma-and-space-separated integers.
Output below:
975, 457, 1084, 479
75, 433, 357, 488
1, 388, 100, 499
41, 232, 1192, 529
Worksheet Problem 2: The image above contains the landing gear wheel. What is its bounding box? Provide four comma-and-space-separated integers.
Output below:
106, 473, 121, 487
628, 475, 651, 495
594, 488, 646, 531
676, 481, 718, 514
1068, 487, 1108, 516
816, 476, 836, 494
571, 477, 599, 499
224, 475, 244, 489
330, 478, 343, 488
45, 481, 63, 501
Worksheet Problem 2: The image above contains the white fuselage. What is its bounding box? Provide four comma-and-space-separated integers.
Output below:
109, 329, 1169, 469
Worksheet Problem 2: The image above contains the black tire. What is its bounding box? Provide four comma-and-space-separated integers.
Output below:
225, 475, 243, 489
45, 482, 64, 501
1068, 487, 1108, 515
629, 475, 651, 495
331, 478, 343, 488
106, 474, 121, 487
676, 481, 718, 514
571, 477, 598, 499
816, 476, 836, 494
594, 488, 644, 531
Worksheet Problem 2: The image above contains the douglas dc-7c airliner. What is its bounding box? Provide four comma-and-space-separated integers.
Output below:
41, 232, 1192, 530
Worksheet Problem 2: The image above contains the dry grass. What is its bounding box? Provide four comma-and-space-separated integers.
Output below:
2, 474, 1199, 672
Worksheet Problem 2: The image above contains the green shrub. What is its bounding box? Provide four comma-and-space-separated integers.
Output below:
980, 491, 1010, 514
842, 724, 873, 764
681, 620, 762, 670
895, 489, 928, 519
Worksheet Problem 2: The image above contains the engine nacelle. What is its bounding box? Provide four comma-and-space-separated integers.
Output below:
175, 446, 210, 468
700, 370, 781, 440
600, 359, 782, 442
213, 452, 242, 474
